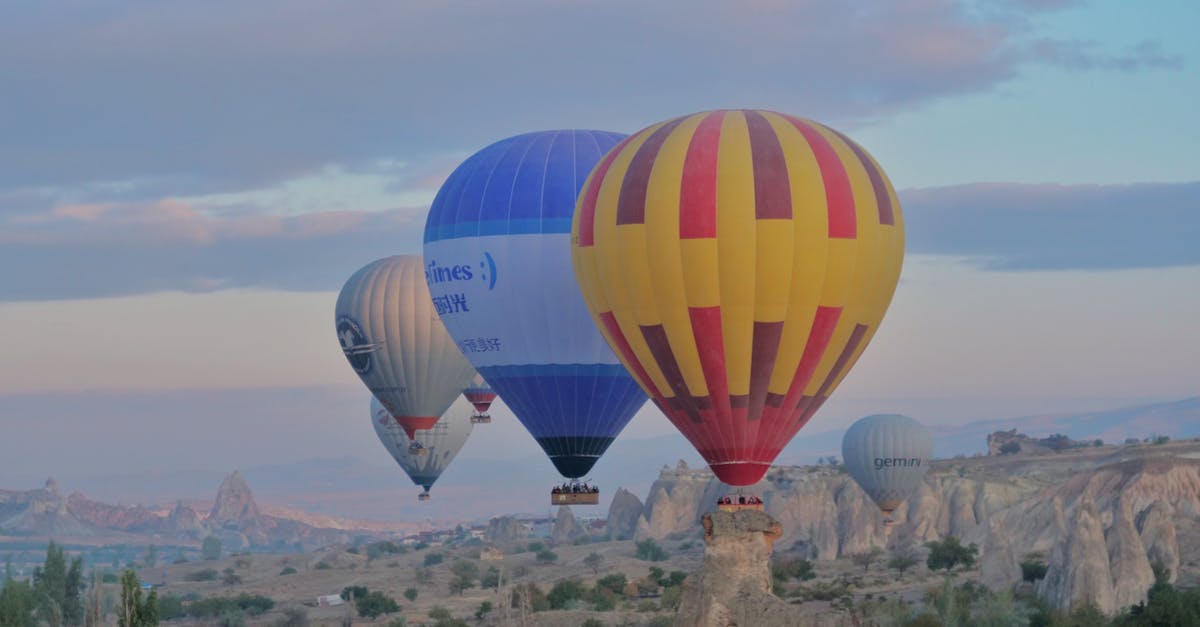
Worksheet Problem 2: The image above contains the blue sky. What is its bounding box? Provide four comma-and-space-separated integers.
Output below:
1, 1, 1197, 509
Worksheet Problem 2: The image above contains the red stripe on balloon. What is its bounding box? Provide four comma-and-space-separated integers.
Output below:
785, 306, 842, 408
747, 320, 785, 421
814, 323, 869, 399
598, 311, 661, 398
744, 111, 792, 220
785, 117, 857, 239
680, 111, 726, 239
688, 306, 731, 414
640, 324, 702, 423
576, 135, 633, 247
617, 118, 687, 226
827, 127, 895, 226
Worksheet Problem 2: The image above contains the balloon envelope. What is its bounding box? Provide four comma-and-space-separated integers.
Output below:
372, 396, 473, 495
571, 110, 904, 486
336, 255, 477, 439
462, 373, 498, 415
424, 130, 649, 479
841, 414, 933, 514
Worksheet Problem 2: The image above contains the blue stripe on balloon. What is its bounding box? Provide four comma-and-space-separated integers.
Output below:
478, 364, 647, 440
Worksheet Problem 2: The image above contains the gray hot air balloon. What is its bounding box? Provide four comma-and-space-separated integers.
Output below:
841, 414, 933, 523
372, 396, 473, 501
336, 255, 477, 446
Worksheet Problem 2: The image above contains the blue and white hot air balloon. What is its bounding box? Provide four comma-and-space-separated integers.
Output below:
423, 130, 648, 488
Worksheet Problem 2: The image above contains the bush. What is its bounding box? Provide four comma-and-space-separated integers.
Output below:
526, 542, 545, 553
356, 591, 400, 619
277, 607, 310, 627
185, 568, 219, 582
584, 551, 604, 574
278, 566, 298, 576
548, 579, 587, 609
341, 585, 369, 601
403, 587, 418, 602
474, 600, 493, 620
999, 441, 1021, 455
187, 594, 275, 618
509, 583, 549, 612
773, 556, 816, 584
660, 585, 683, 611
313, 562, 331, 570
423, 552, 444, 567
925, 536, 979, 571
635, 539, 669, 562
480, 565, 502, 589
536, 549, 559, 564
887, 547, 920, 576
596, 573, 628, 595
428, 605, 452, 620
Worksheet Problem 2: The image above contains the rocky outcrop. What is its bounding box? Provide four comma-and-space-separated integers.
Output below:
551, 506, 587, 545
209, 471, 262, 527
1136, 500, 1180, 582
1106, 497, 1155, 610
1038, 502, 1115, 613
485, 516, 530, 547
979, 516, 1020, 590
675, 510, 850, 627
605, 487, 645, 541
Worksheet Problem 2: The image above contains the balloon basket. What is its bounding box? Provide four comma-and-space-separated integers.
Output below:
552, 492, 599, 506
409, 445, 428, 456
715, 494, 764, 513
418, 493, 431, 502
470, 414, 491, 424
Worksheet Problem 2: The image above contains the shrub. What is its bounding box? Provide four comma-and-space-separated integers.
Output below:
313, 562, 331, 570
526, 542, 545, 553
278, 566, 298, 576
185, 568, 219, 582
536, 549, 559, 564
548, 579, 588, 609
660, 585, 683, 611
403, 587, 418, 602
356, 591, 400, 619
584, 551, 604, 574
925, 536, 979, 571
509, 583, 549, 612
480, 566, 502, 589
596, 573, 628, 595
635, 539, 669, 562
887, 546, 920, 576
423, 552, 444, 567
474, 600, 493, 620
428, 605, 452, 620
341, 585, 369, 601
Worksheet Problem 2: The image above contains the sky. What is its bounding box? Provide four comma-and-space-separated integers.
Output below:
1, 1, 1197, 513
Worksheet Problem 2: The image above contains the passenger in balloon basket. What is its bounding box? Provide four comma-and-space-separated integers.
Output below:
715, 492, 764, 513
408, 441, 427, 456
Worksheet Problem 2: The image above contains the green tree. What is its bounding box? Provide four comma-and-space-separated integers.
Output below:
0, 575, 34, 627
201, 537, 222, 561
547, 580, 585, 610
535, 549, 558, 564
635, 539, 668, 562
117, 570, 157, 627
583, 552, 604, 574
595, 574, 627, 596
340, 586, 369, 602
423, 552, 444, 567
925, 536, 979, 572
474, 600, 493, 620
480, 566, 502, 590
355, 591, 399, 619
403, 587, 418, 602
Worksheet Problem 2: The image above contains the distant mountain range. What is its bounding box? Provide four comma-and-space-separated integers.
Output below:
4, 397, 1196, 523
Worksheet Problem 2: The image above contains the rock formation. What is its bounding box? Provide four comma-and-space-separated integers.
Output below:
485, 516, 530, 547
551, 505, 587, 545
1037, 502, 1115, 613
605, 487, 645, 540
675, 510, 850, 627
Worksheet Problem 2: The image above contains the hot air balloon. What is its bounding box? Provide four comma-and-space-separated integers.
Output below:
336, 255, 477, 453
571, 109, 904, 489
373, 396, 474, 501
841, 414, 933, 523
423, 130, 649, 504
462, 373, 498, 424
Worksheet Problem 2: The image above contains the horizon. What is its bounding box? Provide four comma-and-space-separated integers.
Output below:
2, 1, 1198, 524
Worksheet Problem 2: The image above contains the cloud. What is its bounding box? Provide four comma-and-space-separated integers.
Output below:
0, 0, 1179, 199
0, 180, 1194, 302
900, 181, 1200, 270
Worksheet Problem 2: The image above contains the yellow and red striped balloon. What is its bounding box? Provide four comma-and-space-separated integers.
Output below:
570, 109, 904, 486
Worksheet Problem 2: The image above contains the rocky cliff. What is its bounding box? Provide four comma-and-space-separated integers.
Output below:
631, 439, 1200, 616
